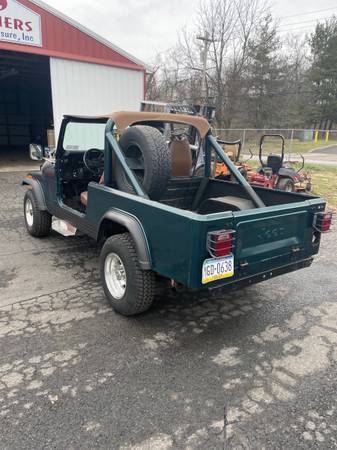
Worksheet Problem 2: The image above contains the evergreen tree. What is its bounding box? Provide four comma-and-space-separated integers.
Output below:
245, 15, 286, 128
309, 17, 337, 128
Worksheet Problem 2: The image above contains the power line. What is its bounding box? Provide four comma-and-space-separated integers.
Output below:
279, 15, 337, 33
279, 16, 335, 28
280, 6, 337, 20
278, 25, 317, 33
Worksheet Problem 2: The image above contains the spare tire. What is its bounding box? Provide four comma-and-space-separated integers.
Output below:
115, 126, 171, 200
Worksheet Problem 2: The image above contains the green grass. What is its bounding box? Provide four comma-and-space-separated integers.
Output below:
308, 165, 337, 210
304, 163, 337, 173
244, 139, 337, 155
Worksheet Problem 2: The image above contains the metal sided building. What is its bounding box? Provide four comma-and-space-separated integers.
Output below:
0, 0, 146, 159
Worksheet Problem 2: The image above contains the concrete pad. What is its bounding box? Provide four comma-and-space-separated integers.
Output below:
0, 148, 40, 173
310, 145, 337, 155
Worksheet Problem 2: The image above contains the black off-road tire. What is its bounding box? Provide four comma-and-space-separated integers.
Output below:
100, 233, 156, 316
24, 189, 51, 237
277, 177, 295, 192
116, 125, 171, 200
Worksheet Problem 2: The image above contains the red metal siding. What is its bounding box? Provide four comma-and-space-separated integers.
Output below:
0, 0, 145, 72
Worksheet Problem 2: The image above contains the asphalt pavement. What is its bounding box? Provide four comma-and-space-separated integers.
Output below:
311, 145, 337, 155
0, 171, 336, 449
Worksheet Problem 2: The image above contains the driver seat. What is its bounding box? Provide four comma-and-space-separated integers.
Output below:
80, 174, 104, 207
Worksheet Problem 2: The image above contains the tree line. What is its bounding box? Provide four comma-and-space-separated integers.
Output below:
147, 0, 337, 130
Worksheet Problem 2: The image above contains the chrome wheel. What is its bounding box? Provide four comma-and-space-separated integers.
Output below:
25, 198, 34, 227
104, 253, 127, 299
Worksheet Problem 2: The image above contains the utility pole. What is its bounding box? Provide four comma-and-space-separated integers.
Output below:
197, 33, 212, 106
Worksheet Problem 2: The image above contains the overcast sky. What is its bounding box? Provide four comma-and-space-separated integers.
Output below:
43, 0, 337, 63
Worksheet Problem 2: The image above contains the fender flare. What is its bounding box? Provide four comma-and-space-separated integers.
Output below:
22, 178, 47, 211
98, 209, 152, 270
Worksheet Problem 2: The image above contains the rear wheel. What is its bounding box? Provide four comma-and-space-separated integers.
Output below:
277, 177, 295, 192
24, 190, 51, 237
100, 233, 156, 316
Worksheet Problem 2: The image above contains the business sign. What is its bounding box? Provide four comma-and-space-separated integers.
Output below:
0, 0, 42, 47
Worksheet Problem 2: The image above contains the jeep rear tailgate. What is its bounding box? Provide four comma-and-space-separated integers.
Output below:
191, 199, 325, 289
232, 206, 313, 276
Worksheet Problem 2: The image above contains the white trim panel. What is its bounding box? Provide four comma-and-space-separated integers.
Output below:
50, 58, 144, 138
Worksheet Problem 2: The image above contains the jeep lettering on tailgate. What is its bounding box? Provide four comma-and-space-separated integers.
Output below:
257, 225, 286, 242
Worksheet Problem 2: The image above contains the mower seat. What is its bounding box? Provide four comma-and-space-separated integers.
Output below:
278, 167, 296, 177
80, 174, 104, 207
267, 154, 283, 174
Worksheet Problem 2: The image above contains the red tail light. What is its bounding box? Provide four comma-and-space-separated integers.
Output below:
314, 212, 333, 233
207, 230, 234, 257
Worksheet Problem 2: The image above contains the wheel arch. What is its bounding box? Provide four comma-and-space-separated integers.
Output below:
22, 178, 47, 211
97, 209, 152, 270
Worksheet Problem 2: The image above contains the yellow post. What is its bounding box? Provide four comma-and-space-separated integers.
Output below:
325, 130, 330, 143
314, 130, 318, 144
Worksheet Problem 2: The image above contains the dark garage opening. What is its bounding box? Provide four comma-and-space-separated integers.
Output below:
0, 50, 53, 169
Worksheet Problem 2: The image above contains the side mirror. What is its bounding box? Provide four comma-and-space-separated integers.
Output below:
29, 144, 44, 161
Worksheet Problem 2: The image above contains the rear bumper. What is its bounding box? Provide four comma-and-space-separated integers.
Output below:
208, 257, 313, 292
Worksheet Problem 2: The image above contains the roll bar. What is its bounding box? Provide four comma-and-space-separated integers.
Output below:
104, 119, 148, 198
104, 119, 265, 209
208, 134, 265, 208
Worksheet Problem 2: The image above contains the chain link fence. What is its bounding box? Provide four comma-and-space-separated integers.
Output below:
213, 128, 337, 159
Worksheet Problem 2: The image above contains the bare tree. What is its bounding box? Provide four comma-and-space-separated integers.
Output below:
146, 45, 202, 103
147, 0, 319, 130
147, 0, 268, 126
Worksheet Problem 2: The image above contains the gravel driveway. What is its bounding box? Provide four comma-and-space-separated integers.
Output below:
0, 172, 336, 449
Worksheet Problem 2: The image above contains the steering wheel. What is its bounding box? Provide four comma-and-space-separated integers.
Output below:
83, 148, 104, 176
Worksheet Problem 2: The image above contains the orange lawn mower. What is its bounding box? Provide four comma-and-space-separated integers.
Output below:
213, 139, 254, 180
248, 134, 312, 193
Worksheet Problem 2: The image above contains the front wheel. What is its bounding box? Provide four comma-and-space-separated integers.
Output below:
100, 233, 156, 316
24, 190, 51, 237
277, 178, 295, 192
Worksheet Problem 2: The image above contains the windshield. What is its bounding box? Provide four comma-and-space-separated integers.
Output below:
63, 121, 107, 152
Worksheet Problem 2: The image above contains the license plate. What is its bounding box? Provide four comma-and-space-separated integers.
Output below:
202, 254, 234, 284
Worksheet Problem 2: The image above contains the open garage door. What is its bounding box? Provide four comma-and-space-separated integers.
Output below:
50, 58, 144, 140
0, 50, 53, 170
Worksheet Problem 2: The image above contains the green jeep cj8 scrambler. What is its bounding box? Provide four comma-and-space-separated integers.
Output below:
23, 112, 331, 316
